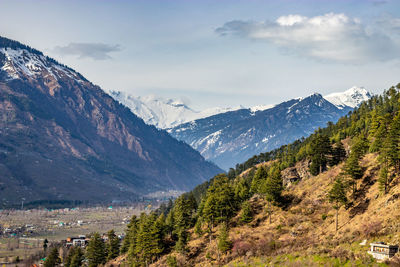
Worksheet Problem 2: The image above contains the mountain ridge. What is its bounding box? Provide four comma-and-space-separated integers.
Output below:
0, 36, 222, 206
168, 89, 371, 170
110, 87, 371, 130
109, 90, 244, 129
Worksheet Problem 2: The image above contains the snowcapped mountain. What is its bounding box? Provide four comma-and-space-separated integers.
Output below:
109, 90, 243, 129
0, 36, 222, 205
0, 46, 86, 83
168, 89, 371, 170
108, 85, 372, 170
324, 86, 371, 109
110, 87, 370, 130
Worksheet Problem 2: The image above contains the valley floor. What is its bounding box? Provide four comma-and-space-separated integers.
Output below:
0, 205, 148, 264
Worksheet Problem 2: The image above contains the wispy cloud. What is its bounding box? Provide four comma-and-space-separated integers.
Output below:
372, 0, 388, 6
216, 13, 400, 64
54, 42, 121, 60
377, 14, 400, 32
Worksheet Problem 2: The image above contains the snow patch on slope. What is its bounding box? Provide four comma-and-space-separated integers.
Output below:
0, 48, 84, 83
250, 104, 275, 112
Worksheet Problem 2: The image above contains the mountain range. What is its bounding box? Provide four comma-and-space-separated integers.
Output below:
168, 87, 371, 170
113, 87, 371, 170
109, 91, 244, 129
0, 36, 222, 206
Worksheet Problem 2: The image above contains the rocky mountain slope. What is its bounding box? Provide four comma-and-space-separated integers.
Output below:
109, 91, 243, 129
168, 89, 371, 170
0, 36, 222, 206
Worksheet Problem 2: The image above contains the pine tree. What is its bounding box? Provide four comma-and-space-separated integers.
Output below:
194, 219, 203, 236
309, 133, 332, 175
378, 165, 389, 194
351, 135, 369, 159
369, 114, 387, 152
217, 223, 232, 254
201, 174, 236, 227
329, 141, 346, 166
173, 194, 196, 231
386, 113, 400, 173
65, 247, 84, 267
240, 200, 253, 224
149, 213, 166, 257
106, 229, 120, 261
328, 178, 348, 232
166, 255, 178, 267
120, 215, 138, 254
134, 214, 154, 265
43, 238, 48, 252
344, 153, 363, 195
64, 248, 73, 267
234, 178, 250, 203
175, 229, 188, 253
86, 232, 106, 267
165, 209, 175, 240
260, 165, 283, 223
44, 247, 61, 267
250, 167, 268, 193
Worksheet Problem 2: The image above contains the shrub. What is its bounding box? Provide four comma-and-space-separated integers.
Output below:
328, 247, 352, 262
256, 237, 277, 256
232, 240, 252, 257
362, 220, 382, 238
166, 255, 178, 267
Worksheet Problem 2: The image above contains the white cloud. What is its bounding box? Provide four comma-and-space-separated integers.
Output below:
54, 42, 121, 60
216, 13, 400, 63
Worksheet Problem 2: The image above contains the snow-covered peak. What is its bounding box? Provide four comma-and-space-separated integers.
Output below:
324, 86, 371, 109
0, 47, 84, 83
250, 104, 275, 112
109, 90, 242, 129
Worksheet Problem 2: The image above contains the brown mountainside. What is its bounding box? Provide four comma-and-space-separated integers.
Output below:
0, 37, 222, 206
148, 153, 400, 266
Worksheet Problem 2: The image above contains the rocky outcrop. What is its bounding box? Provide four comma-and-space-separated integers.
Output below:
282, 160, 311, 187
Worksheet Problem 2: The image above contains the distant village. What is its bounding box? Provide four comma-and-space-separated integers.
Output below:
62, 233, 125, 249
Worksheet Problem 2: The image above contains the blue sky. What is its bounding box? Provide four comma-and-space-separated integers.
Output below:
1, 0, 400, 109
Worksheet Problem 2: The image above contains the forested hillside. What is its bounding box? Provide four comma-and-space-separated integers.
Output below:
99, 84, 400, 266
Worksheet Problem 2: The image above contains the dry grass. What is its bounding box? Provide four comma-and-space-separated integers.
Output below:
151, 153, 400, 266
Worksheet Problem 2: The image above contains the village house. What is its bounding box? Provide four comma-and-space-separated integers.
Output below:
368, 242, 399, 260
64, 235, 88, 248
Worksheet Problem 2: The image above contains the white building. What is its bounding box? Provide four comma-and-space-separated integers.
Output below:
368, 242, 398, 261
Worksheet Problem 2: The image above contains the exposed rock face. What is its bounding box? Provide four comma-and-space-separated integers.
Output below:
0, 36, 222, 206
295, 160, 312, 181
282, 167, 300, 187
282, 160, 311, 187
